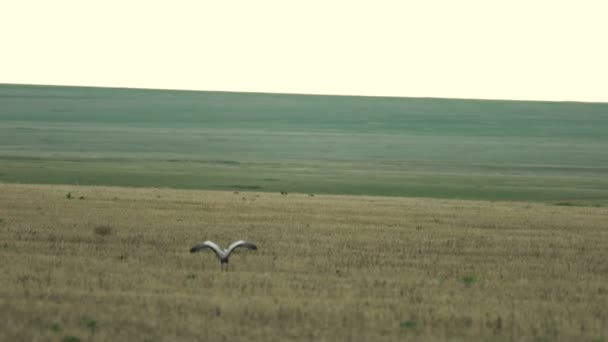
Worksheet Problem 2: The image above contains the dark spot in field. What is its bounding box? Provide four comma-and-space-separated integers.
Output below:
263, 178, 279, 182
280, 191, 288, 195
49, 322, 62, 333
66, 192, 72, 199
78, 196, 85, 200
212, 160, 240, 165
232, 184, 262, 190
493, 316, 503, 335
554, 202, 602, 208
80, 316, 97, 334
400, 320, 415, 330
460, 274, 476, 286
93, 225, 113, 237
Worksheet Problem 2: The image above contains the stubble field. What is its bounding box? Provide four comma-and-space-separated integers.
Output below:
1, 183, 606, 341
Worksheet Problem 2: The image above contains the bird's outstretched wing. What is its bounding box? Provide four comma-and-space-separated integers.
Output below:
190, 240, 224, 259
225, 240, 257, 257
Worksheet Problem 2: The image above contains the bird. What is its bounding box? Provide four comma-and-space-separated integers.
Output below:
190, 240, 257, 270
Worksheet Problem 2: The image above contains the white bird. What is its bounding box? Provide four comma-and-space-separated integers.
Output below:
190, 240, 257, 270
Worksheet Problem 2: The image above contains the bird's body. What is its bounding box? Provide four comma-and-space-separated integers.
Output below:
190, 240, 257, 270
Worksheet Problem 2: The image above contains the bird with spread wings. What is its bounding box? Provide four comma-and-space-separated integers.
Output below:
190, 240, 257, 270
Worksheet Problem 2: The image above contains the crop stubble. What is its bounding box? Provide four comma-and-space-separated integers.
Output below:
0, 183, 606, 341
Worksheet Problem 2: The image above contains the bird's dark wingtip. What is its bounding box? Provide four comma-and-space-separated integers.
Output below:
189, 247, 197, 253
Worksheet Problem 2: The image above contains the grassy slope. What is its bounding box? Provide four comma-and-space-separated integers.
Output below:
1, 84, 608, 203
0, 184, 606, 341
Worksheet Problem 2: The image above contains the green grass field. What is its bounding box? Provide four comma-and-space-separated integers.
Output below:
1, 83, 608, 203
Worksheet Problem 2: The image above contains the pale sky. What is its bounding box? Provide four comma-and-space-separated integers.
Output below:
1, 0, 607, 102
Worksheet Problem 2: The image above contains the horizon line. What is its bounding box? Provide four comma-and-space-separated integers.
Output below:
1, 82, 606, 105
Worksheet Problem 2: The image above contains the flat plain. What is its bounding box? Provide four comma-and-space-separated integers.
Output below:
1, 84, 608, 341
2, 84, 608, 204
1, 183, 607, 341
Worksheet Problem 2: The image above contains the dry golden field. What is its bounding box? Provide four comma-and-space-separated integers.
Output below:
0, 183, 606, 341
